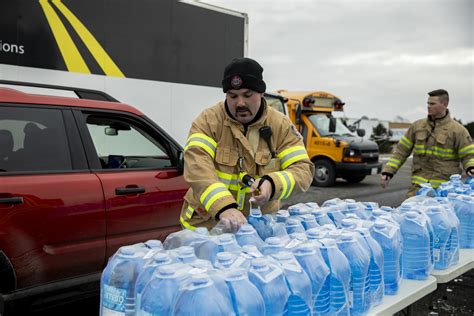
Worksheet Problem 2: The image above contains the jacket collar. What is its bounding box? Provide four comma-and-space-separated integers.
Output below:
222, 98, 268, 130
426, 109, 452, 128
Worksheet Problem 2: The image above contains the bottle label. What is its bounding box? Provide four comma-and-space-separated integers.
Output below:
433, 248, 441, 262
102, 284, 126, 314
348, 290, 354, 307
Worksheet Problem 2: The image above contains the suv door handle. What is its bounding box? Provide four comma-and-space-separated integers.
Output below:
0, 197, 24, 205
115, 187, 146, 195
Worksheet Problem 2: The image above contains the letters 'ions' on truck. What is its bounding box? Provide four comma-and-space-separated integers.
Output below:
266, 91, 382, 187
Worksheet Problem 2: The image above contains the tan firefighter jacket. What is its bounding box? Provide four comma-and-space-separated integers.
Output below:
383, 111, 474, 188
180, 100, 314, 229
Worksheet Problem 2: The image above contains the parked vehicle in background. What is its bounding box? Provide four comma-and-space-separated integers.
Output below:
266, 90, 382, 187
0, 81, 188, 311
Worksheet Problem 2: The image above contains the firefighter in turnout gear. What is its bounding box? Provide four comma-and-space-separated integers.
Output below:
381, 89, 474, 197
180, 58, 314, 231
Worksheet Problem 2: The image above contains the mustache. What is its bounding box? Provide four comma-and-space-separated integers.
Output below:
236, 106, 251, 113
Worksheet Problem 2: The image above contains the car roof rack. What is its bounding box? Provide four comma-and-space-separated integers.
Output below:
0, 80, 120, 103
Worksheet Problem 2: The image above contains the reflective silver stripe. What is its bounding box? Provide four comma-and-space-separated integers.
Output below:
201, 186, 228, 209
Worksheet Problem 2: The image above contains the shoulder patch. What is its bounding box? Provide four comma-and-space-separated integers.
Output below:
290, 124, 303, 140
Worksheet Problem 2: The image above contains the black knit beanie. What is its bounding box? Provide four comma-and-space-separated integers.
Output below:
222, 58, 266, 93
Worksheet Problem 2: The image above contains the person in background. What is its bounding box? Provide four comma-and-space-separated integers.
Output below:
381, 89, 474, 197
180, 57, 314, 231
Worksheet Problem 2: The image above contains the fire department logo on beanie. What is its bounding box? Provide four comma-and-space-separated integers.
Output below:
222, 57, 266, 93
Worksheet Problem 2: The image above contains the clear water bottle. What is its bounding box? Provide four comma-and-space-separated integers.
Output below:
174, 274, 235, 316
139, 263, 189, 316
306, 227, 328, 241
262, 236, 286, 256
293, 243, 331, 315
134, 252, 174, 314
400, 212, 431, 279
225, 269, 265, 315
284, 233, 308, 251
450, 174, 463, 188
100, 246, 145, 316
240, 244, 265, 261
319, 238, 351, 316
355, 227, 384, 307
337, 232, 371, 315
163, 227, 209, 250
370, 219, 401, 295
449, 194, 474, 248
326, 205, 346, 227
272, 251, 313, 316
235, 224, 265, 250
340, 218, 360, 230
300, 214, 320, 230
214, 251, 251, 271
248, 258, 290, 316
417, 183, 438, 197
425, 206, 452, 270
346, 201, 369, 220
248, 202, 273, 240
305, 202, 320, 210
435, 197, 460, 266
311, 208, 335, 227
286, 218, 306, 234
288, 203, 312, 216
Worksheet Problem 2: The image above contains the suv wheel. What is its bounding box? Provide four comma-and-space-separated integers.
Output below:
312, 159, 336, 187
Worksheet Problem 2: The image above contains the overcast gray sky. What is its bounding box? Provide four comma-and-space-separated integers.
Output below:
204, 0, 473, 123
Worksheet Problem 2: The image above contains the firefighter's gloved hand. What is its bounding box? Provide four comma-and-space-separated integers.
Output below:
250, 178, 272, 206
219, 208, 247, 233
380, 172, 393, 189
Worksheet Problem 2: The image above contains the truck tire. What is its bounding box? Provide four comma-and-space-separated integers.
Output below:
343, 175, 366, 183
312, 159, 336, 187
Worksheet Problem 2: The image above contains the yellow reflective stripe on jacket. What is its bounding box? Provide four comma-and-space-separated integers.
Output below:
275, 171, 295, 200
278, 145, 309, 170
184, 133, 217, 158
411, 176, 445, 188
200, 182, 233, 211
399, 136, 413, 150
387, 158, 402, 169
413, 145, 458, 158
466, 158, 474, 168
180, 216, 196, 230
185, 206, 194, 219
459, 144, 474, 158
215, 170, 240, 191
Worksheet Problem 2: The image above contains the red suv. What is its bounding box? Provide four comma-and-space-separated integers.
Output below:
0, 81, 187, 311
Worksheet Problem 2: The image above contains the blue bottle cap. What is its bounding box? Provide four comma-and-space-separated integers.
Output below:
340, 232, 354, 241
287, 218, 300, 226
145, 240, 163, 249
195, 227, 209, 235
301, 214, 316, 221
158, 265, 175, 276
153, 252, 171, 263
216, 251, 233, 260
265, 237, 282, 245
251, 258, 268, 269
218, 233, 234, 243
119, 246, 135, 256
374, 219, 388, 229
295, 243, 315, 255
238, 224, 255, 233
341, 218, 356, 227
191, 274, 210, 285
406, 211, 419, 219
225, 268, 246, 281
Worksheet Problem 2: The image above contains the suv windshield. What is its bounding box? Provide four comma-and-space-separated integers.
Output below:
308, 114, 353, 137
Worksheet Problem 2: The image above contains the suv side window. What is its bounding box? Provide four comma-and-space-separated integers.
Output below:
0, 106, 73, 172
84, 114, 173, 170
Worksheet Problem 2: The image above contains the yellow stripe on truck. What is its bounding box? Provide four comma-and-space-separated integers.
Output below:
39, 0, 90, 74
52, 0, 125, 77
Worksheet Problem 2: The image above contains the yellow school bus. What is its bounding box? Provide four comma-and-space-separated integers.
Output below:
265, 90, 382, 186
